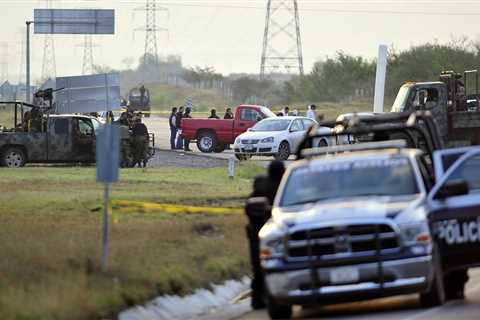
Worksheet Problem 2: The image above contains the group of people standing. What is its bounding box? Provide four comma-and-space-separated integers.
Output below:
277, 104, 318, 120
169, 106, 192, 151
169, 107, 235, 151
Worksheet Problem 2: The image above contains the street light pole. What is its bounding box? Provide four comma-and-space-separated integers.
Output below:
26, 21, 33, 103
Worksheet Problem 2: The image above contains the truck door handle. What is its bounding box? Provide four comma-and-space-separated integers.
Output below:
239, 123, 245, 127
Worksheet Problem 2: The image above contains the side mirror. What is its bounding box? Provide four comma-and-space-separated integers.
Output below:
247, 128, 252, 132
433, 180, 469, 200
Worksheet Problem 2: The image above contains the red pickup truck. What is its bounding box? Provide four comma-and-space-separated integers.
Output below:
182, 105, 276, 153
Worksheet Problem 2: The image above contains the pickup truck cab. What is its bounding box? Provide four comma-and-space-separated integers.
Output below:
259, 141, 480, 319
0, 109, 101, 167
181, 105, 276, 153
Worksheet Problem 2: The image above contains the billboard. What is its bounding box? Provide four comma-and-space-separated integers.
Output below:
34, 9, 115, 34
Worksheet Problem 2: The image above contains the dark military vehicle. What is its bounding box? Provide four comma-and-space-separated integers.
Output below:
0, 101, 101, 167
0, 101, 155, 168
390, 70, 480, 147
128, 85, 151, 116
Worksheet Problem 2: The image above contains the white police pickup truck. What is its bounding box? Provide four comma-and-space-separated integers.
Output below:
259, 141, 480, 319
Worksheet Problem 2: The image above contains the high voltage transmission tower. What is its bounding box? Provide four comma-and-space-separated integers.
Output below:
260, 0, 304, 79
135, 0, 168, 65
41, 0, 56, 80
80, 35, 98, 75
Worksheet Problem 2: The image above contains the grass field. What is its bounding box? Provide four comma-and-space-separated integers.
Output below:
0, 165, 264, 320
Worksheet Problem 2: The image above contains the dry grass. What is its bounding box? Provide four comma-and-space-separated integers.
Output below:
0, 165, 263, 320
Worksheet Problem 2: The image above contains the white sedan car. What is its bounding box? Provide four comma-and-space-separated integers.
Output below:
233, 116, 318, 160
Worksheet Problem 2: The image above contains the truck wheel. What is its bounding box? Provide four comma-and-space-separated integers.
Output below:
274, 141, 290, 161
2, 147, 26, 168
197, 132, 217, 153
214, 143, 226, 153
267, 296, 292, 320
420, 250, 446, 307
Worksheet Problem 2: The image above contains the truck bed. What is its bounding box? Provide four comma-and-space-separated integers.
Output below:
181, 118, 235, 143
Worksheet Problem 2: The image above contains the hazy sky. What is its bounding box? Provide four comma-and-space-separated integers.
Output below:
2, 0, 480, 83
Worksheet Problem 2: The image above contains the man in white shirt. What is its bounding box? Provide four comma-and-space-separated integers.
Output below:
306, 104, 317, 120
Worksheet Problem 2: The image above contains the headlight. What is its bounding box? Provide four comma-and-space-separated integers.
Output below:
260, 238, 284, 259
261, 137, 274, 143
399, 221, 431, 246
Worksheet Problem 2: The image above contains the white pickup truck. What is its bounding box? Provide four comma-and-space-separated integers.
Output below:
259, 141, 480, 319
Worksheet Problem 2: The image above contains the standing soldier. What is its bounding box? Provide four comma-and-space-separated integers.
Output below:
169, 107, 178, 150
208, 108, 220, 119
175, 106, 184, 150
183, 108, 192, 151
139, 85, 146, 107
132, 116, 149, 168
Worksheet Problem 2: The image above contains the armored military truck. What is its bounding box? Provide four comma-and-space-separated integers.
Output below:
390, 70, 480, 147
0, 101, 155, 168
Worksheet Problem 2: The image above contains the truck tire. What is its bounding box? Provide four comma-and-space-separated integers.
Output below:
274, 141, 290, 161
2, 147, 26, 168
420, 250, 446, 307
266, 296, 292, 320
197, 132, 217, 153
214, 143, 226, 153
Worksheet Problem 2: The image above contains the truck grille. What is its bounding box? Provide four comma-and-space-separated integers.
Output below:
241, 139, 259, 144
287, 224, 399, 259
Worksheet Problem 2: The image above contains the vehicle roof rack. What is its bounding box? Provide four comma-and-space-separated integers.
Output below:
301, 140, 407, 159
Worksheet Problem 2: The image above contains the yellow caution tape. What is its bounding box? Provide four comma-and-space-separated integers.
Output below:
112, 200, 244, 215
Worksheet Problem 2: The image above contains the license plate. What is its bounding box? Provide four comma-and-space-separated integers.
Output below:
244, 145, 254, 151
329, 267, 359, 284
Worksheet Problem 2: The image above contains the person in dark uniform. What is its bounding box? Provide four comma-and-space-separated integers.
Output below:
245, 160, 286, 309
132, 117, 149, 167
169, 107, 178, 150
224, 108, 234, 119
139, 85, 146, 107
183, 108, 192, 151
175, 106, 184, 149
208, 108, 220, 119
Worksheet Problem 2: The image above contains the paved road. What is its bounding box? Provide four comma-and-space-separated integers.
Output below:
143, 117, 293, 164
236, 269, 480, 320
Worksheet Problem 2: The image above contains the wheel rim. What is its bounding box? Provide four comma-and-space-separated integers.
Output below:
279, 143, 289, 159
200, 137, 213, 150
5, 151, 23, 168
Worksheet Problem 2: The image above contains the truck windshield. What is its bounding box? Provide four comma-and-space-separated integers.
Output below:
391, 85, 411, 112
280, 157, 419, 207
251, 119, 290, 132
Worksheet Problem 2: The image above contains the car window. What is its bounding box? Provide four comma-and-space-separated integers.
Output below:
77, 118, 94, 136
302, 119, 315, 130
290, 120, 304, 132
445, 155, 480, 192
54, 118, 68, 135
251, 119, 290, 131
280, 157, 419, 207
240, 108, 261, 121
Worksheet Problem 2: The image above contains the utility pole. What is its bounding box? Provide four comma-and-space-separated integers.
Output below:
260, 0, 304, 79
41, 0, 56, 80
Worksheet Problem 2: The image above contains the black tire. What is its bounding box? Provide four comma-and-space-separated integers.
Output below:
267, 296, 292, 320
214, 143, 226, 153
197, 132, 217, 153
274, 141, 290, 161
235, 153, 252, 161
420, 250, 446, 307
2, 147, 26, 168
